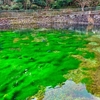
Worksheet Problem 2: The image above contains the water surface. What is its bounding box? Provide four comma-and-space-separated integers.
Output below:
43, 80, 100, 100
0, 29, 100, 100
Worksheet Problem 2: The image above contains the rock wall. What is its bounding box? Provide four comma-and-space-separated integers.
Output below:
0, 11, 100, 27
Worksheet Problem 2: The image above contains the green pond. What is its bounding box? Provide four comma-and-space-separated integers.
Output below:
0, 29, 100, 100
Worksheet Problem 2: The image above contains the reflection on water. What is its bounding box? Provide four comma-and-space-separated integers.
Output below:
67, 24, 100, 34
1, 25, 100, 100
43, 80, 100, 100
1, 23, 100, 34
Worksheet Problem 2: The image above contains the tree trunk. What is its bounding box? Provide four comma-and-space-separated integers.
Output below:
81, 6, 84, 11
3, 0, 6, 5
7, 0, 11, 5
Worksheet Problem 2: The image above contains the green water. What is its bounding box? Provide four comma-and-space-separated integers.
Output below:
0, 29, 95, 100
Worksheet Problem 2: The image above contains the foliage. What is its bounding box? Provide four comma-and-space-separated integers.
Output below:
0, 0, 100, 10
51, 0, 73, 9
1, 5, 10, 10
30, 4, 41, 9
14, 0, 23, 2
0, 0, 73, 10
10, 2, 23, 10
74, 0, 100, 11
33, 0, 46, 8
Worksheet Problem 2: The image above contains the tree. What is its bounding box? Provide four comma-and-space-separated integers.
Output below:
45, 0, 54, 8
24, 0, 31, 9
33, 0, 46, 8
74, 0, 100, 11
74, 0, 92, 11
3, 0, 12, 5
52, 0, 73, 9
90, 0, 100, 7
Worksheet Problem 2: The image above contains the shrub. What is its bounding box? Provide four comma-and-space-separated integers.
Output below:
10, 2, 23, 10
30, 4, 41, 9
1, 5, 10, 10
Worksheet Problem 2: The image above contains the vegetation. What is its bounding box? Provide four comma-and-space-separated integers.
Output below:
74, 0, 100, 11
0, 0, 100, 10
0, 29, 95, 100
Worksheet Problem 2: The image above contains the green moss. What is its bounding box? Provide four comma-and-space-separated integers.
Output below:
83, 52, 95, 59
0, 29, 94, 100
82, 67, 96, 71
81, 78, 93, 85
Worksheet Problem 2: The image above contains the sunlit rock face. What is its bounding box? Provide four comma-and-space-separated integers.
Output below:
43, 80, 100, 100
